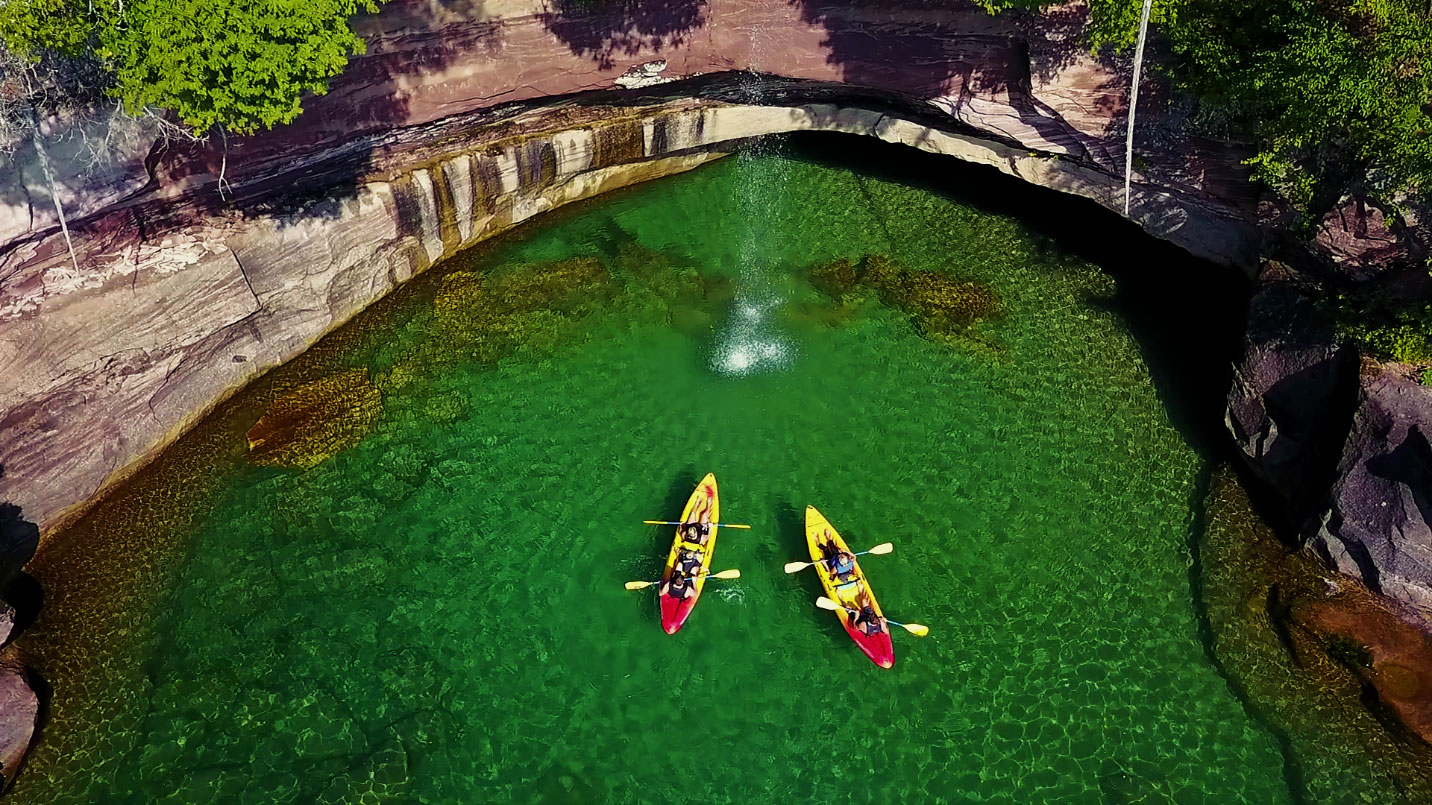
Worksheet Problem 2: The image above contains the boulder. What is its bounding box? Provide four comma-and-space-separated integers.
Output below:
0, 659, 38, 793
1314, 195, 1408, 281
1313, 368, 1432, 615
1225, 265, 1359, 525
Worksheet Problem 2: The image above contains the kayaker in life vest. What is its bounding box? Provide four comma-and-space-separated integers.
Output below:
661, 569, 697, 600
819, 531, 858, 582
677, 548, 703, 575
849, 592, 884, 636
683, 521, 711, 546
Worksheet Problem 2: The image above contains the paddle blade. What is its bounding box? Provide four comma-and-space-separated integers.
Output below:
642, 520, 673, 526
900, 622, 930, 637
709, 568, 741, 580
815, 596, 842, 611
720, 523, 753, 529
867, 542, 894, 555
783, 561, 812, 574
624, 580, 656, 591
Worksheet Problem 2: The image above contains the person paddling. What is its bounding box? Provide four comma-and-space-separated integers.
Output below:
677, 548, 703, 576
818, 530, 858, 582
848, 591, 884, 636
660, 569, 697, 600
683, 521, 711, 546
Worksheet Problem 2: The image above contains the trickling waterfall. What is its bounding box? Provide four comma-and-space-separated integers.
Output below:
1124, 0, 1154, 217
709, 140, 796, 377
709, 73, 796, 377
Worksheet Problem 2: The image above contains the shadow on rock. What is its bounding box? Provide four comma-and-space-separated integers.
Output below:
541, 0, 708, 70
0, 503, 38, 592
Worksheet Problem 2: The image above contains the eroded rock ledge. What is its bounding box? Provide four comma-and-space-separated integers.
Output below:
0, 77, 1258, 542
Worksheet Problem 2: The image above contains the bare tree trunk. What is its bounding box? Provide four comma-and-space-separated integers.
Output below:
20, 69, 80, 273
217, 125, 232, 200
1124, 0, 1154, 217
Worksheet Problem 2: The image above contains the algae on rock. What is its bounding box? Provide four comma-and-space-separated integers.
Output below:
246, 370, 384, 469
804, 254, 1002, 343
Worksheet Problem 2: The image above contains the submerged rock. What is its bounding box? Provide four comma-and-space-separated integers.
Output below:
1287, 575, 1432, 747
804, 254, 1001, 341
247, 370, 384, 469
0, 659, 38, 793
1225, 264, 1359, 524
1312, 368, 1432, 616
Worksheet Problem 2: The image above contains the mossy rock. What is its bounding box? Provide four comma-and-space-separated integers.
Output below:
803, 254, 1001, 339
808, 258, 861, 298
486, 256, 613, 315
246, 369, 383, 469
860, 255, 1001, 336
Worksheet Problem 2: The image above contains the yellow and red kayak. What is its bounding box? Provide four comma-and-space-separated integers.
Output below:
658, 474, 720, 634
806, 505, 895, 668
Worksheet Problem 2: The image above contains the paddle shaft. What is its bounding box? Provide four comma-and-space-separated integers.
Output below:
628, 569, 738, 589
787, 545, 888, 573
820, 548, 880, 566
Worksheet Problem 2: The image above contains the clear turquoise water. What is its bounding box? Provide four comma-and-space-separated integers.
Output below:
32, 144, 1310, 802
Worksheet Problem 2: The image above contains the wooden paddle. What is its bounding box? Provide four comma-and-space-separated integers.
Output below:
624, 569, 741, 591
783, 542, 893, 574
815, 596, 929, 636
643, 520, 751, 529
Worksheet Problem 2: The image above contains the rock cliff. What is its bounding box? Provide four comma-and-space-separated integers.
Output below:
1, 0, 1430, 765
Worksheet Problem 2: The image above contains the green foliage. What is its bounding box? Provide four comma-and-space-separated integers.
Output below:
1167, 0, 1432, 216
0, 0, 381, 135
975, 0, 1178, 51
975, 0, 1432, 217
1330, 291, 1432, 364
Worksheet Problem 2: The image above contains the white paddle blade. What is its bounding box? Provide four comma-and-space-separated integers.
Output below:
709, 569, 741, 580
867, 542, 894, 555
624, 581, 655, 591
901, 623, 930, 637
815, 596, 842, 611
783, 561, 811, 574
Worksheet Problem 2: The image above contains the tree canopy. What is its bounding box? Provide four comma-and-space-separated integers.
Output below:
978, 0, 1432, 220
1167, 0, 1431, 219
0, 0, 381, 135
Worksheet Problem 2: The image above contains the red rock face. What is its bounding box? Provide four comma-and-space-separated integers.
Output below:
0, 659, 37, 792
1314, 195, 1406, 280
82, 0, 1249, 222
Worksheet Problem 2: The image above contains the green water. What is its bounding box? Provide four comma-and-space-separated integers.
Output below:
37, 145, 1315, 802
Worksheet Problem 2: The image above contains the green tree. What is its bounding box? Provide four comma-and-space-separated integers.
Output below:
1167, 0, 1432, 221
976, 0, 1178, 51
0, 0, 381, 135
977, 0, 1432, 221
